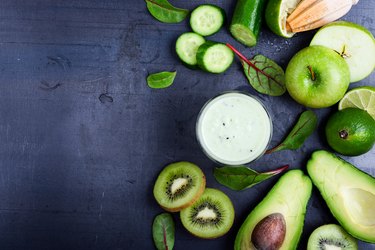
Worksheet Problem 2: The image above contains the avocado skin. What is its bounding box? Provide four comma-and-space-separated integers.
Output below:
307, 150, 375, 243
234, 170, 312, 250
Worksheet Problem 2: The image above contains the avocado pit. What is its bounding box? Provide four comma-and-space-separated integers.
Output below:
251, 213, 286, 250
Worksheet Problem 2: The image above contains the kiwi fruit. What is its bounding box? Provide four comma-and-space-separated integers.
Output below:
180, 188, 235, 239
153, 161, 206, 212
307, 224, 358, 250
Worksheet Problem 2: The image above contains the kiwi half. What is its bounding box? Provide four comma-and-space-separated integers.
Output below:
307, 224, 358, 250
153, 162, 206, 212
180, 188, 235, 239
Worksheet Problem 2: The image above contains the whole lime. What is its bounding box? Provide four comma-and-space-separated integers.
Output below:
325, 108, 375, 156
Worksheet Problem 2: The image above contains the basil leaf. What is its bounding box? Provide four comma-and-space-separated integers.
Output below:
145, 0, 189, 23
214, 165, 288, 191
227, 44, 286, 96
267, 110, 318, 153
152, 213, 175, 250
147, 71, 176, 89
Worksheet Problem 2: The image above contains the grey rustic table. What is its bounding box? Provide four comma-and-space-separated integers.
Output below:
0, 0, 374, 249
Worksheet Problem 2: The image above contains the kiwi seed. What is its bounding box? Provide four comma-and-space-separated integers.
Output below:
153, 162, 206, 212
307, 224, 358, 250
180, 188, 235, 239
189, 198, 223, 227
165, 173, 194, 201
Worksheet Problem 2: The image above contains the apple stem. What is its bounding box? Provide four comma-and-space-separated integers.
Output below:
340, 45, 350, 59
307, 66, 316, 81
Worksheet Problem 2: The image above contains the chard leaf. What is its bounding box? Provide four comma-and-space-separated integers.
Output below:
214, 165, 288, 191
145, 0, 189, 23
227, 44, 286, 96
267, 110, 318, 153
147, 71, 176, 89
152, 213, 175, 250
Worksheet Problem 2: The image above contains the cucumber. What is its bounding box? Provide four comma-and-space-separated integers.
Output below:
175, 32, 205, 67
196, 41, 234, 73
230, 0, 267, 47
190, 5, 226, 36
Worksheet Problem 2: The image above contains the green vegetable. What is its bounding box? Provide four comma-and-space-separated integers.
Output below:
175, 32, 205, 67
145, 0, 189, 23
229, 0, 267, 47
267, 110, 318, 154
227, 43, 286, 96
307, 150, 375, 243
152, 213, 175, 250
214, 165, 288, 191
235, 170, 312, 249
190, 5, 226, 36
197, 41, 234, 73
147, 71, 176, 89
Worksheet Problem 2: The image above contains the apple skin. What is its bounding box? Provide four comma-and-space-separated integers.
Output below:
285, 45, 350, 108
310, 21, 375, 83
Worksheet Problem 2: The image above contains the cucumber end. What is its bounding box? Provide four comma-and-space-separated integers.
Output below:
230, 24, 257, 47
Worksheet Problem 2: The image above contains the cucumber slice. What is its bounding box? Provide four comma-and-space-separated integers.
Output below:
175, 32, 206, 67
190, 5, 226, 36
230, 0, 267, 47
196, 41, 234, 73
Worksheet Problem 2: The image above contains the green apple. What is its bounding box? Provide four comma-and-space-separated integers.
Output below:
310, 21, 375, 83
285, 45, 350, 108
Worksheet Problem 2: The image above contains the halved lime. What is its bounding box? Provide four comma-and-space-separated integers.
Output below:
265, 0, 301, 38
338, 86, 375, 120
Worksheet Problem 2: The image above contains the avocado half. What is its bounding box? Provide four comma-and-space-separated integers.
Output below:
234, 170, 312, 250
307, 150, 375, 243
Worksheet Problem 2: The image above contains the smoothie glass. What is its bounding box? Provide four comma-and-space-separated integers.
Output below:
196, 91, 273, 165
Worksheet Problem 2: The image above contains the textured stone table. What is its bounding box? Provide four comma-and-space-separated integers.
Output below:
0, 0, 374, 249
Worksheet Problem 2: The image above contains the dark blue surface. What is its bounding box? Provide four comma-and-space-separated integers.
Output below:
0, 0, 374, 249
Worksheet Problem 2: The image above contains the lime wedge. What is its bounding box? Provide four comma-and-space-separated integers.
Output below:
338, 86, 375, 120
265, 0, 302, 38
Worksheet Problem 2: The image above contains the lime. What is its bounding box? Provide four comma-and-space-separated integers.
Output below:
325, 108, 375, 156
265, 0, 300, 38
338, 86, 375, 120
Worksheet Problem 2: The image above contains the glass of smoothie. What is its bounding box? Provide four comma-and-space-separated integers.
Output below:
196, 91, 272, 165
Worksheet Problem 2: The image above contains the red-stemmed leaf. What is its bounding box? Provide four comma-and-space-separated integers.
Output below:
214, 165, 289, 191
227, 43, 286, 96
266, 110, 318, 154
153, 213, 175, 250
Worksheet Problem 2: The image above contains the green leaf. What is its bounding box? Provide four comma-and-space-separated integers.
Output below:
267, 110, 318, 153
147, 71, 176, 89
226, 44, 286, 96
243, 55, 286, 96
145, 0, 189, 23
213, 165, 288, 191
152, 213, 175, 250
